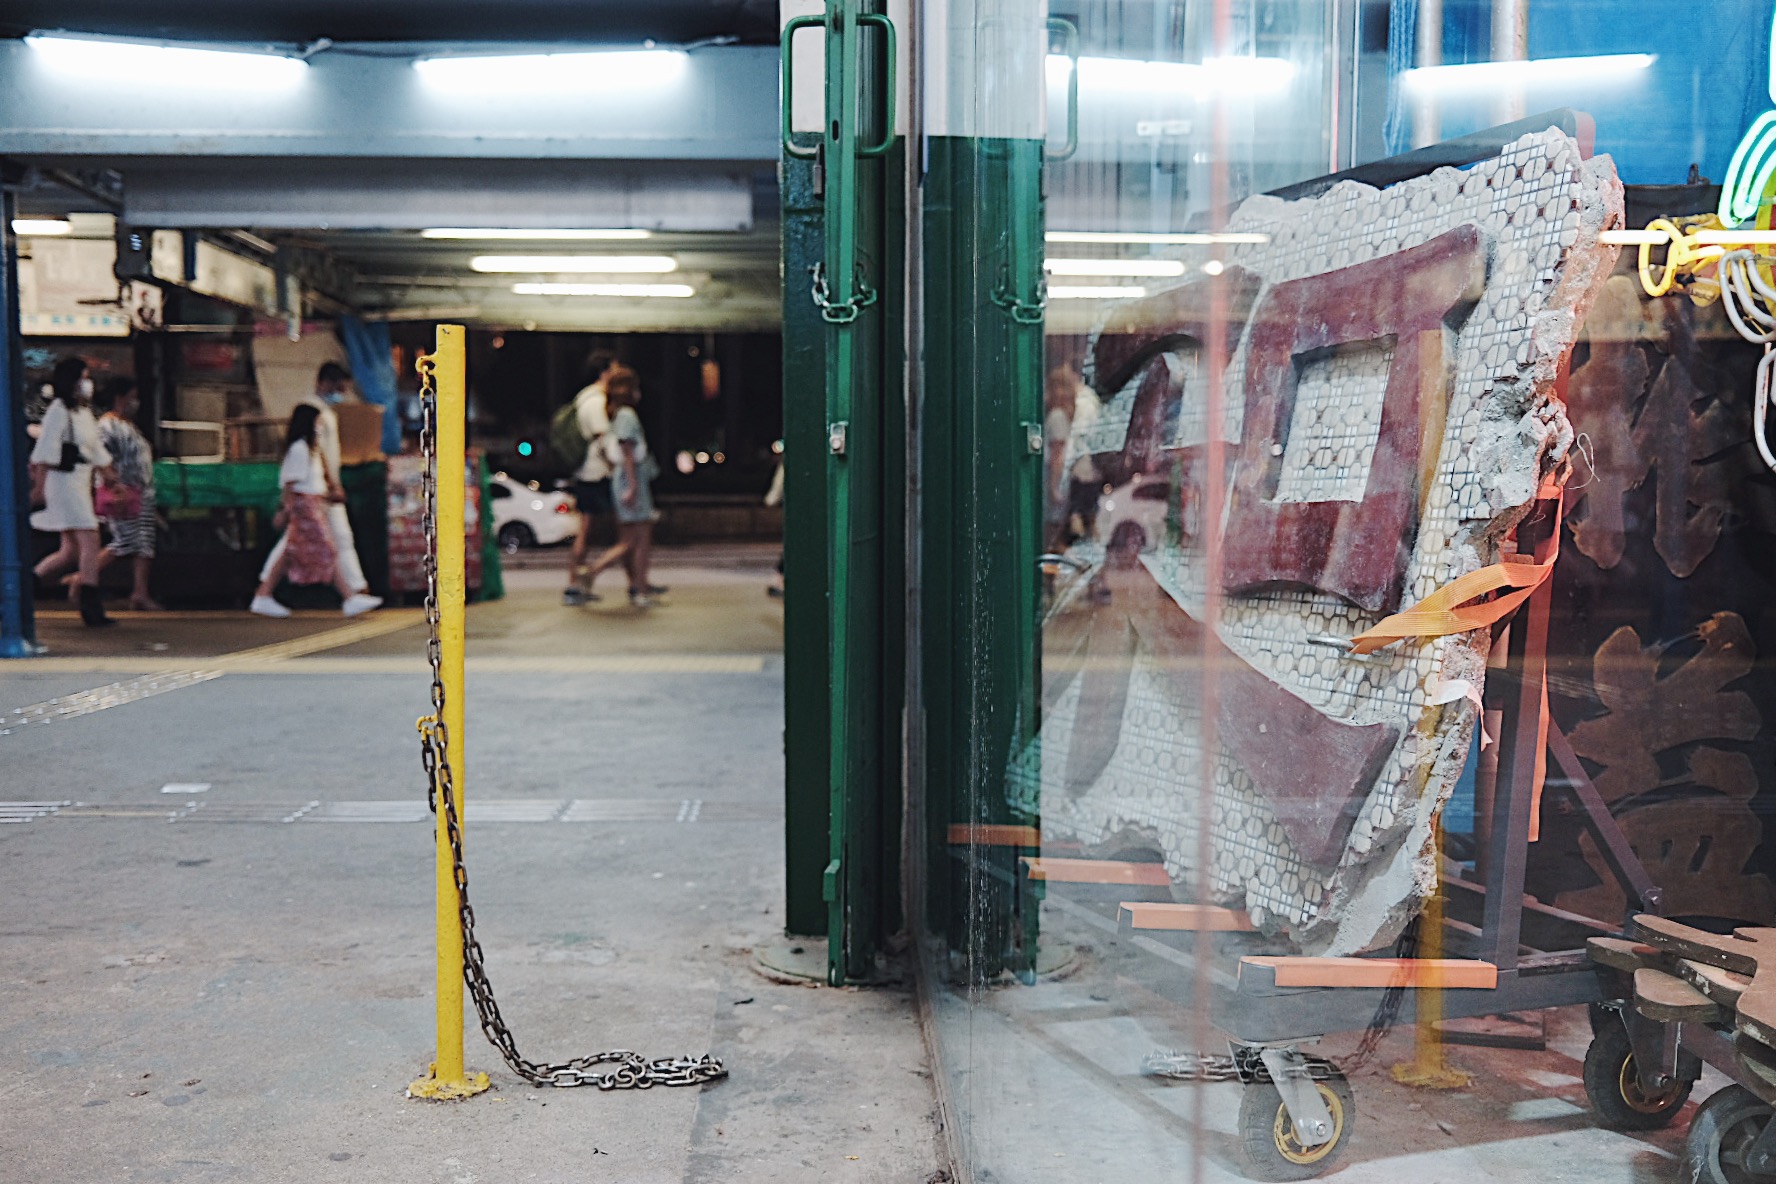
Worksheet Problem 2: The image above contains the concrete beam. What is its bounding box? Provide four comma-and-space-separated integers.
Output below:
0, 40, 779, 162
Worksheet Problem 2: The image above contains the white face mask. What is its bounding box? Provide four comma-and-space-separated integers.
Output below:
76, 377, 94, 400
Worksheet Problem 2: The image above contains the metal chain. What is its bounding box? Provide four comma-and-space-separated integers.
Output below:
1339, 915, 1419, 1074
1140, 917, 1422, 1084
1140, 1050, 1341, 1084
414, 353, 727, 1091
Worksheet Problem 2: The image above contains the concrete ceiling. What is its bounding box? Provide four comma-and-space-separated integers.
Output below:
0, 1, 780, 46
293, 225, 784, 333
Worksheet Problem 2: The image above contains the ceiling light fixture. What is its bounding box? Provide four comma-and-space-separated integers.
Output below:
12, 219, 72, 236
1044, 258, 1187, 277
1401, 53, 1655, 96
421, 228, 653, 241
25, 31, 309, 88
471, 255, 678, 274
1046, 230, 1270, 245
512, 282, 695, 298
1047, 53, 1295, 98
1694, 229, 1776, 245
1049, 286, 1149, 300
413, 49, 689, 92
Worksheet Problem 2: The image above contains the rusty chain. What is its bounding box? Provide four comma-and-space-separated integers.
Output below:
415, 352, 727, 1091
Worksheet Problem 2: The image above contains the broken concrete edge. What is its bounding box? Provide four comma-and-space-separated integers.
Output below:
1300, 147, 1626, 957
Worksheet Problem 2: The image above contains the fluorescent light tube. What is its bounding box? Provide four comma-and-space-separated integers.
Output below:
1598, 229, 1671, 246
471, 255, 678, 274
421, 228, 653, 241
1045, 259, 1187, 277
414, 49, 689, 92
1695, 230, 1776, 245
12, 219, 72, 236
1047, 231, 1270, 245
26, 32, 308, 89
1049, 286, 1148, 300
1047, 54, 1294, 98
1401, 53, 1655, 96
513, 282, 695, 298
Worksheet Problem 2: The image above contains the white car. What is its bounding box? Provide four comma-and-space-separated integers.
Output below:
489, 473, 578, 553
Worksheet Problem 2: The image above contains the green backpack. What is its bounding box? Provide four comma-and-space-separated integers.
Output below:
549, 397, 589, 470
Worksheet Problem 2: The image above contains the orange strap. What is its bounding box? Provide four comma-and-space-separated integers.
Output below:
1349, 498, 1562, 656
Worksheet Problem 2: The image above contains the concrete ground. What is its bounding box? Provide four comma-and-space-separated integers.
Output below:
1, 547, 944, 1184
927, 899, 1725, 1184
9, 542, 1712, 1184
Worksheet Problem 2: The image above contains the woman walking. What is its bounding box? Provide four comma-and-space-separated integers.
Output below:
29, 357, 119, 627
581, 366, 661, 608
92, 377, 163, 611
250, 405, 382, 619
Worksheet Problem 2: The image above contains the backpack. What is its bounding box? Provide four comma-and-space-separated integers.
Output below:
549, 396, 590, 470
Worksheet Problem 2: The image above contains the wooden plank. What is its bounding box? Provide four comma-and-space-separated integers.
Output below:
1022, 857, 1170, 886
1633, 967, 1724, 1023
1119, 903, 1255, 932
1678, 959, 1752, 1011
947, 823, 1041, 847
1240, 956, 1498, 989
1631, 916, 1776, 1047
1587, 936, 1666, 974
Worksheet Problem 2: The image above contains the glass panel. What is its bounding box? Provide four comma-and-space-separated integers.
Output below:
920, 2, 1776, 1181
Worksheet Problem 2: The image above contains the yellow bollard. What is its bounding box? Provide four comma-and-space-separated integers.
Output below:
409, 325, 490, 1101
1391, 813, 1471, 1090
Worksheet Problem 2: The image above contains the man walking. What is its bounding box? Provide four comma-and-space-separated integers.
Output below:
563, 351, 615, 605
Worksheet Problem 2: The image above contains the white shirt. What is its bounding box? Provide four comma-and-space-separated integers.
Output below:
279, 439, 328, 495
302, 393, 342, 481
30, 400, 111, 471
572, 381, 612, 481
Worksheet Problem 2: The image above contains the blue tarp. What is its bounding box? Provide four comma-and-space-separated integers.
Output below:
1385, 0, 1770, 187
339, 316, 402, 455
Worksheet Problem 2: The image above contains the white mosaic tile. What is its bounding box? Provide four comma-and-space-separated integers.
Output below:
1038, 129, 1624, 955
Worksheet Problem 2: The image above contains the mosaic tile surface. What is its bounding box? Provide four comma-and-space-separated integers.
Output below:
1034, 130, 1624, 955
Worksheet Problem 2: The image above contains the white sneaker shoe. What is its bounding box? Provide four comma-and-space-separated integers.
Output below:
250, 595, 292, 619
341, 593, 383, 617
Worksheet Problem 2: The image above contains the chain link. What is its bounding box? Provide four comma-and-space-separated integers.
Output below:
1139, 918, 1421, 1084
414, 354, 727, 1092
1140, 1049, 1342, 1084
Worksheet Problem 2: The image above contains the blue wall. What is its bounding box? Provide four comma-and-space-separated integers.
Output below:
1388, 0, 1771, 186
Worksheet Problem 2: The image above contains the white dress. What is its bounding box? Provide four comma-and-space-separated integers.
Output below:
30, 400, 112, 532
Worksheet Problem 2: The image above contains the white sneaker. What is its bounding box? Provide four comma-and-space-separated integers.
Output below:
250, 595, 292, 619
341, 593, 383, 617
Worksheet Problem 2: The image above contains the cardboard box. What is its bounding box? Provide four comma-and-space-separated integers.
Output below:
335, 403, 386, 465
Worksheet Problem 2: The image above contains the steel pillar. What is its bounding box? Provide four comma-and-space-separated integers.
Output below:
0, 180, 38, 659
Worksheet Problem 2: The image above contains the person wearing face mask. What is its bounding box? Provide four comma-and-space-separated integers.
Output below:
28, 357, 121, 627
256, 360, 370, 600
91, 376, 163, 611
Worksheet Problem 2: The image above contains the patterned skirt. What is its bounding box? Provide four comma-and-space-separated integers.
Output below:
284, 495, 338, 586
105, 487, 157, 558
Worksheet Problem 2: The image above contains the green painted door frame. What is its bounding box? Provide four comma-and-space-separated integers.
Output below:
780, 0, 904, 983
920, 133, 1047, 983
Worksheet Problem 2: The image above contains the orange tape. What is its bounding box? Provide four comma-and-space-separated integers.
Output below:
1349, 498, 1562, 656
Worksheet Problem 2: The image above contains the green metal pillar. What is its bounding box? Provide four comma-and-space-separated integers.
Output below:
780, 0, 905, 981
918, 4, 1049, 983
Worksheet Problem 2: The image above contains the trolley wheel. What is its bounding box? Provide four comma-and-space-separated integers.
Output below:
1582, 1018, 1692, 1130
1588, 1001, 1615, 1036
1684, 1085, 1776, 1184
1236, 1074, 1355, 1182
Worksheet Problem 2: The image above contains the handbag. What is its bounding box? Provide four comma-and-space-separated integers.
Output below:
55, 409, 84, 472
94, 481, 143, 520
